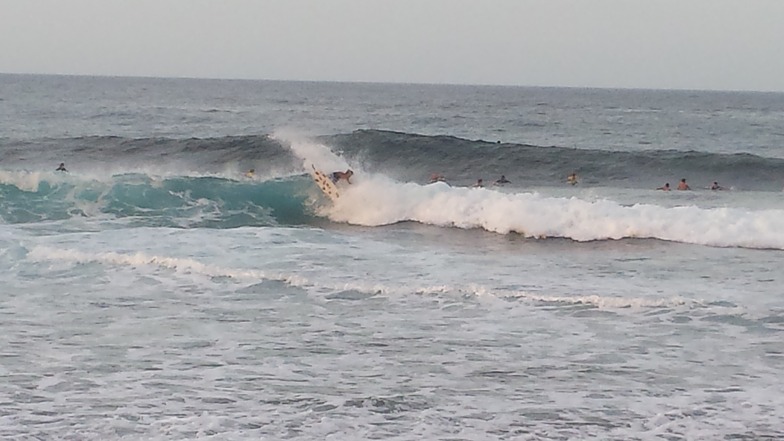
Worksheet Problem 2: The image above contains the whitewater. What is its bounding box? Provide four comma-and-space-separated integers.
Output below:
1, 74, 784, 440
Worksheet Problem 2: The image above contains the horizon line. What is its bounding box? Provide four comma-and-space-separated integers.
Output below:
1, 71, 782, 94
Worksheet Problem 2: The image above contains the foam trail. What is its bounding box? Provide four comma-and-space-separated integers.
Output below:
323, 176, 784, 250
503, 291, 693, 309
27, 246, 420, 298
27, 246, 309, 286
27, 246, 691, 310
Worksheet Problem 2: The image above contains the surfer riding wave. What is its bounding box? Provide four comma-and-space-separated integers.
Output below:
331, 169, 353, 184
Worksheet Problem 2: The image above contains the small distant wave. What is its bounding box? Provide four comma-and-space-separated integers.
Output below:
25, 246, 445, 299
0, 135, 299, 176
27, 245, 705, 312
27, 246, 311, 286
503, 291, 692, 309
321, 130, 784, 191
3, 130, 784, 190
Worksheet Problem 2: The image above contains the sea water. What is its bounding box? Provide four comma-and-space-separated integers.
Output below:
1, 74, 784, 440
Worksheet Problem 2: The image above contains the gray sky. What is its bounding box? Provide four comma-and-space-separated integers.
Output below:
2, 0, 783, 91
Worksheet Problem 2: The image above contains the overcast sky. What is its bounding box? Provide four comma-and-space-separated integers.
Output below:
1, 0, 783, 91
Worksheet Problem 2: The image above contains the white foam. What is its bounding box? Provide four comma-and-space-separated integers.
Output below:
275, 130, 355, 178
0, 170, 51, 192
0, 163, 300, 195
26, 246, 309, 287
273, 133, 784, 250
26, 244, 697, 312
328, 177, 784, 250
504, 291, 692, 309
26, 244, 419, 299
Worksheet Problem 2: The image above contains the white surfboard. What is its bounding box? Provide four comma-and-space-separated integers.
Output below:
311, 165, 340, 201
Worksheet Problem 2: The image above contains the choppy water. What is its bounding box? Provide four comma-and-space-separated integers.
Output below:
1, 74, 784, 440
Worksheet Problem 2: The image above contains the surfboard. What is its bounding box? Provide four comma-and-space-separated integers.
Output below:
311, 165, 340, 201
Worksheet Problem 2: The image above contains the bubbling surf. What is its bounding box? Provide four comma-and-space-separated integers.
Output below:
327, 177, 784, 249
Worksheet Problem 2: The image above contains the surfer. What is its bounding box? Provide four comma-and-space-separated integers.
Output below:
657, 183, 670, 191
244, 168, 255, 178
567, 172, 578, 185
494, 175, 510, 185
56, 162, 67, 172
677, 178, 691, 190
710, 181, 725, 190
331, 169, 353, 184
472, 179, 484, 188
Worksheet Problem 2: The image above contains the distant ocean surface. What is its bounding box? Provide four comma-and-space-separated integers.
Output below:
1, 74, 783, 440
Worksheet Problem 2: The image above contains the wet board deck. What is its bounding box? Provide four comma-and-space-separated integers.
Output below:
311, 166, 339, 201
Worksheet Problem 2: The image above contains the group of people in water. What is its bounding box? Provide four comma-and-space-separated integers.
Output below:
430, 172, 570, 188
657, 178, 726, 191
60, 153, 733, 194
431, 171, 727, 192
429, 173, 514, 188
130, 163, 728, 192
469, 175, 511, 188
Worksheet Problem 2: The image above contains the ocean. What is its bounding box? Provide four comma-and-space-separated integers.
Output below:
1, 74, 783, 440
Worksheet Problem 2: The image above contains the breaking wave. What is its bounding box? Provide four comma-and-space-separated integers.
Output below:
2, 132, 784, 250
